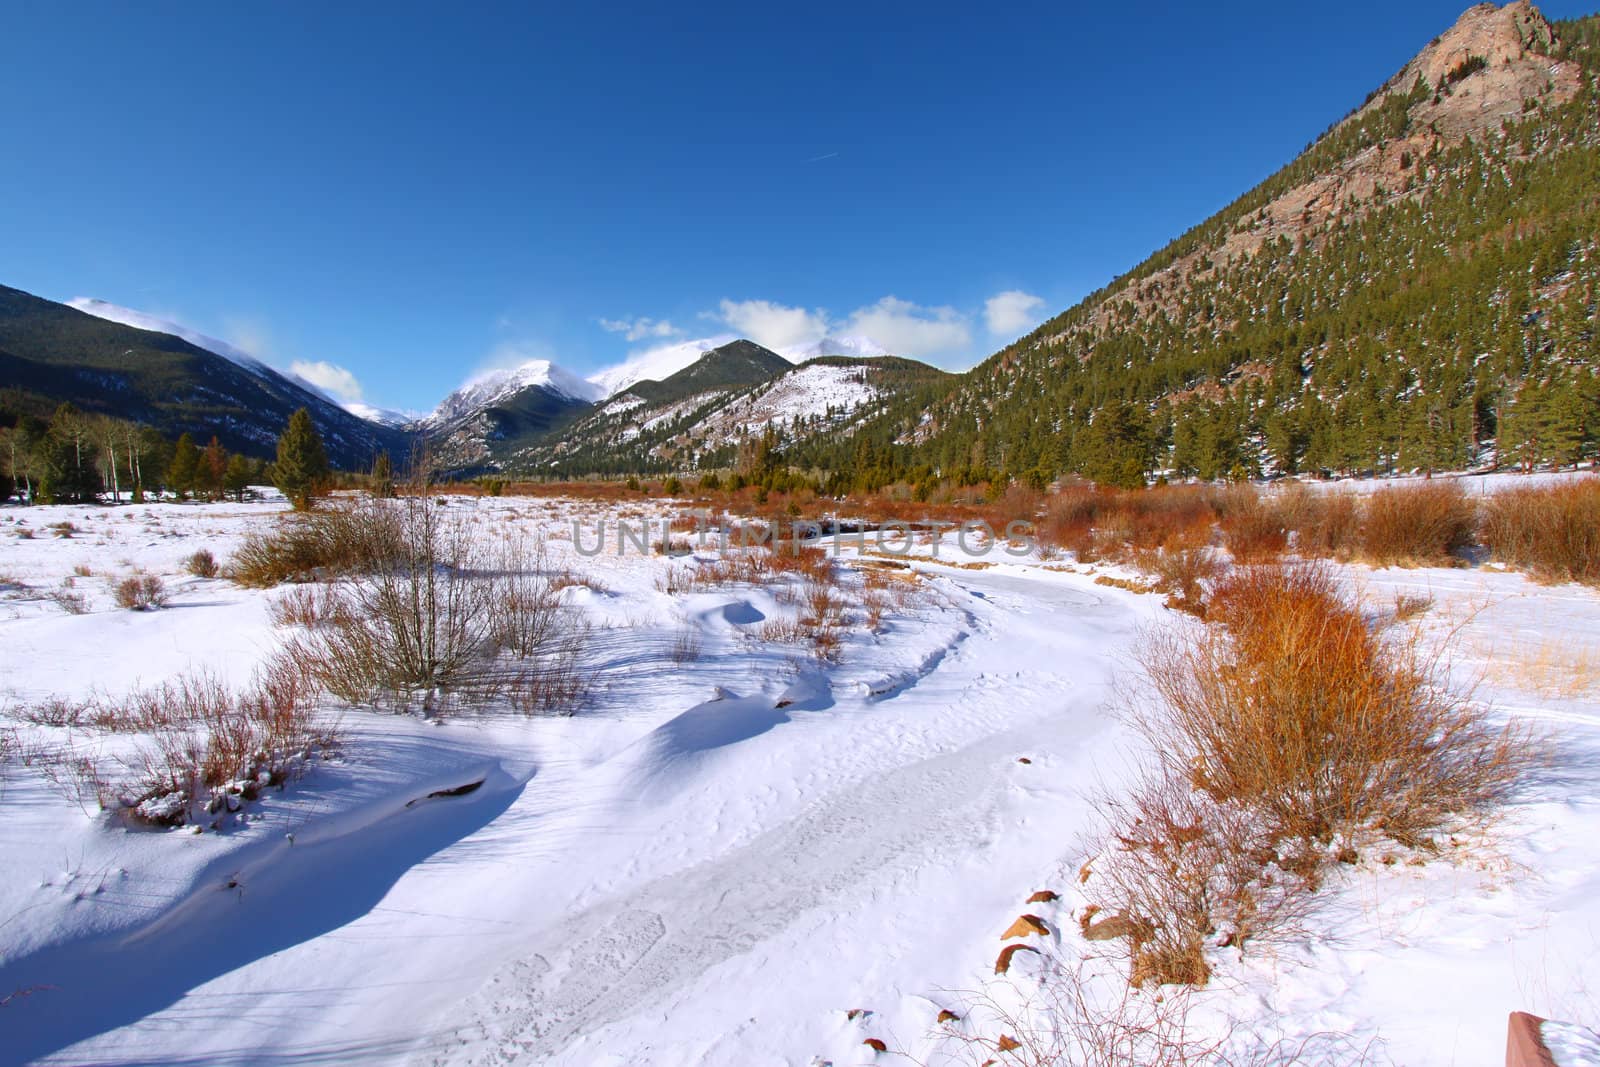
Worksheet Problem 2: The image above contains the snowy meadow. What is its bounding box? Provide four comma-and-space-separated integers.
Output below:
0, 479, 1598, 1066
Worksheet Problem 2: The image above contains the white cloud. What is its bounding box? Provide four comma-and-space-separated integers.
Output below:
843, 296, 971, 359
598, 316, 680, 342
984, 290, 1048, 337
713, 299, 832, 352
289, 360, 365, 403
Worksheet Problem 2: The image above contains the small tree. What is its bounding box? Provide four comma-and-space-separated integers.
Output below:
370, 451, 395, 498
167, 433, 200, 501
273, 408, 330, 511
200, 436, 228, 501
223, 454, 253, 502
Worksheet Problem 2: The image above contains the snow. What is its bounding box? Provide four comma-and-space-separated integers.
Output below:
1, 495, 1597, 1065
343, 400, 418, 428
425, 360, 604, 428
703, 361, 880, 436
585, 335, 741, 398
67, 298, 268, 372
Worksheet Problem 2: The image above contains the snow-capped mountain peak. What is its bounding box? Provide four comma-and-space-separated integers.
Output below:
427, 359, 602, 427
586, 334, 739, 398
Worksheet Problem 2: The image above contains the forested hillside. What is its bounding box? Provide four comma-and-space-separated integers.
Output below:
793, 3, 1600, 489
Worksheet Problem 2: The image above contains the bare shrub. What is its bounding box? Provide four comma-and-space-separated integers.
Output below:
1137, 562, 1537, 846
49, 582, 89, 615
668, 626, 702, 665
503, 637, 592, 715
267, 583, 348, 628
227, 502, 403, 587
1275, 486, 1360, 560
921, 951, 1375, 1066
1359, 482, 1477, 567
489, 536, 564, 657
1134, 547, 1226, 616
1218, 487, 1286, 564
757, 617, 810, 645
183, 549, 220, 578
83, 658, 331, 826
1082, 770, 1318, 987
290, 496, 589, 713
1480, 478, 1600, 586
114, 573, 168, 611
21, 697, 90, 727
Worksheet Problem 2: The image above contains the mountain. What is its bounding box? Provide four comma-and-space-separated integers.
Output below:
798, 2, 1600, 486
623, 339, 792, 405
584, 336, 740, 398
511, 345, 950, 476
417, 359, 601, 473
0, 284, 407, 468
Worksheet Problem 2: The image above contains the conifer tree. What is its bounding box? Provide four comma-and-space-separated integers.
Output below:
273, 408, 330, 510
223, 454, 253, 502
167, 433, 200, 501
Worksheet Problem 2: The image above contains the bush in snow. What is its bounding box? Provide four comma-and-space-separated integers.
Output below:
114, 573, 168, 611
286, 494, 590, 715
1358, 481, 1477, 567
1480, 477, 1600, 586
183, 548, 220, 578
1082, 561, 1540, 987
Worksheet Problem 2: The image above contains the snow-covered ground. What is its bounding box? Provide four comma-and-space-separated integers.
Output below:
0, 494, 1597, 1066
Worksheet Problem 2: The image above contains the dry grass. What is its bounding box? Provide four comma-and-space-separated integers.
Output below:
668, 627, 703, 665
183, 548, 220, 578
226, 502, 405, 587
1359, 482, 1477, 567
1477, 633, 1600, 701
1480, 478, 1600, 586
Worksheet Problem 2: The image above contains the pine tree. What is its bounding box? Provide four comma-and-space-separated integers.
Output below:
223, 454, 253, 502
273, 408, 331, 510
371, 451, 395, 498
167, 433, 200, 500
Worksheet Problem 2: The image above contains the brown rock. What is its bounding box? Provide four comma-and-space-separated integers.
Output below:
846, 1008, 871, 1021
997, 1034, 1023, 1052
1000, 914, 1050, 939
994, 943, 1039, 974
1026, 890, 1059, 904
936, 1009, 961, 1024
1016, 757, 1032, 765
862, 1037, 887, 1053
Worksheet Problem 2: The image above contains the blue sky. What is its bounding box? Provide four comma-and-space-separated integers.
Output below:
3, 1, 1590, 412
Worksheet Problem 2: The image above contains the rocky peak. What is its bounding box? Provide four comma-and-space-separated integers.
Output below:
1403, 1, 1558, 93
